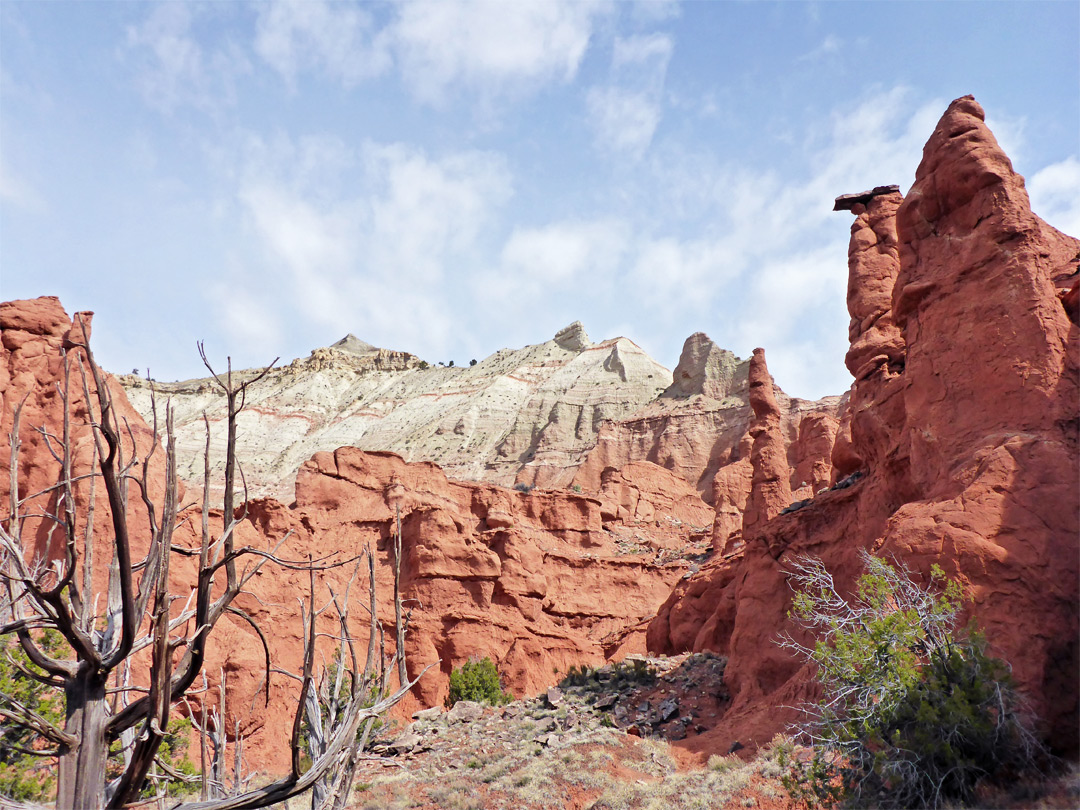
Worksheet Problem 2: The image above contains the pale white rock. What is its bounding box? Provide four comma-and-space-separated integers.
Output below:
553, 321, 591, 352
121, 325, 672, 503
662, 332, 741, 400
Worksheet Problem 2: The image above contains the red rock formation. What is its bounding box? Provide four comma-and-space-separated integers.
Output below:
883, 95, 1079, 750
789, 412, 837, 496
0, 298, 166, 566
595, 460, 716, 532
215, 447, 698, 770
742, 349, 792, 537
574, 333, 840, 510
710, 438, 752, 553
648, 96, 1079, 758
2, 304, 706, 774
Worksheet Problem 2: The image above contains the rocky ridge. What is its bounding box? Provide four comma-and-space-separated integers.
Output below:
121, 319, 841, 517
120, 321, 674, 503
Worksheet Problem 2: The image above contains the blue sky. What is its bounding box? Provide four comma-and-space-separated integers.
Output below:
2, 1, 1078, 399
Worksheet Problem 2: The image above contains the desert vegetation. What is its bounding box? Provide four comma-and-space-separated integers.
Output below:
446, 658, 513, 708
779, 552, 1045, 809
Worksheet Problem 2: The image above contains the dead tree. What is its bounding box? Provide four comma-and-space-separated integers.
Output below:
0, 321, 428, 809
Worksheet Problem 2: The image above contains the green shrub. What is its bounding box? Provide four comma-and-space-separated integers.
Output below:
2, 632, 199, 802
446, 658, 512, 707
779, 551, 1043, 809
0, 632, 64, 802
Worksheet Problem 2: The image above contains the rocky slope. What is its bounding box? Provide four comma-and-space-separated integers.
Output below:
0, 301, 719, 774
120, 322, 673, 503
120, 322, 841, 522
647, 96, 1079, 755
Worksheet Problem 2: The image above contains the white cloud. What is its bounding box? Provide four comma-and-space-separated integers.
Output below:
364, 144, 513, 283
626, 235, 742, 320
612, 32, 673, 68
0, 160, 46, 213
627, 0, 681, 25
253, 0, 390, 88
586, 87, 664, 157
223, 135, 512, 358
797, 33, 841, 63
1029, 156, 1080, 238
467, 219, 629, 338
601, 88, 951, 397
124, 3, 248, 113
983, 110, 1028, 171
390, 0, 611, 104
587, 33, 672, 159
500, 220, 628, 284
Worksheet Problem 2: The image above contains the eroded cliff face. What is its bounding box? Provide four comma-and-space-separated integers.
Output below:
121, 322, 674, 503
121, 321, 841, 528
0, 298, 168, 568
1, 301, 716, 773
647, 96, 1079, 756
208, 449, 720, 773
572, 333, 841, 532
6, 93, 1074, 773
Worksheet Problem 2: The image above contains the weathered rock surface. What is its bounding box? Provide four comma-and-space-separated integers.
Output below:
573, 333, 841, 508
121, 323, 672, 503
648, 96, 1079, 755
2, 298, 714, 775
0, 298, 166, 564
196, 446, 711, 771
741, 349, 792, 538
10, 93, 1073, 780
661, 332, 740, 400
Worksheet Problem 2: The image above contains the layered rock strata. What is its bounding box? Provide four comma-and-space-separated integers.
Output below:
122, 324, 672, 503
572, 332, 841, 511
2, 300, 712, 772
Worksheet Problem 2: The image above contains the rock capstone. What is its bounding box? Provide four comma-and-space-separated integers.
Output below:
553, 321, 591, 352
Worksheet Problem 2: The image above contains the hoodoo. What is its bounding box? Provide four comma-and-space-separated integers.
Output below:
647, 95, 1079, 756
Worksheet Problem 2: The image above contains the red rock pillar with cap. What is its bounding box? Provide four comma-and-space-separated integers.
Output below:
830, 187, 910, 483
741, 348, 791, 539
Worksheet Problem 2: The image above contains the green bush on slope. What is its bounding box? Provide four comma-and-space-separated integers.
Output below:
779, 551, 1043, 809
446, 658, 512, 707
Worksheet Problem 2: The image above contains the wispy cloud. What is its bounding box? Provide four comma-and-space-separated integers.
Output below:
253, 0, 390, 89
218, 135, 512, 358
390, 0, 612, 104
587, 33, 673, 159
473, 219, 629, 323
797, 33, 841, 63
123, 3, 249, 114
1028, 156, 1080, 238
127, 0, 613, 112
